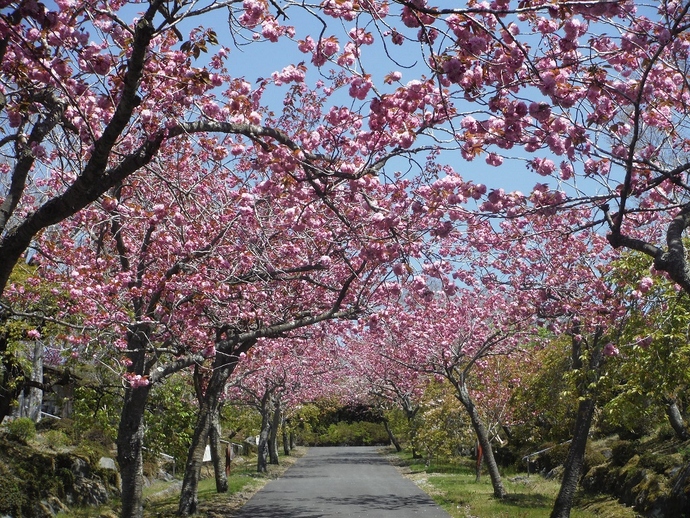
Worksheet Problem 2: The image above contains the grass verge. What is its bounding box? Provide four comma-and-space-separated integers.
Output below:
58, 447, 306, 518
384, 449, 642, 518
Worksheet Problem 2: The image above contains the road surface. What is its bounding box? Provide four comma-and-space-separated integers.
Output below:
234, 446, 452, 517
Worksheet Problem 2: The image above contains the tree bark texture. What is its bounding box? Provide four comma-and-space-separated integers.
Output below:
27, 340, 44, 422
116, 384, 152, 518
550, 326, 603, 518
550, 398, 596, 518
283, 425, 291, 456
269, 396, 281, 465
456, 382, 506, 499
116, 325, 154, 518
665, 398, 690, 441
257, 394, 273, 473
383, 418, 402, 452
209, 411, 228, 493
178, 339, 254, 515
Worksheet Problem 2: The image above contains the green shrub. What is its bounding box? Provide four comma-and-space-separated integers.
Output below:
43, 430, 72, 449
308, 421, 389, 446
8, 417, 37, 443
0, 463, 24, 516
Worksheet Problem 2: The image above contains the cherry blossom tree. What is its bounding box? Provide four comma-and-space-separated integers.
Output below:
356, 280, 532, 498
0, 3, 473, 517
37, 139, 418, 518
470, 210, 630, 518
6, 4, 690, 518
225, 332, 345, 472
344, 326, 433, 454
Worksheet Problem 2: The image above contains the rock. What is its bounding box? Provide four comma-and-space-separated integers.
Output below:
34, 497, 69, 518
73, 477, 110, 506
544, 465, 564, 480
99, 457, 117, 470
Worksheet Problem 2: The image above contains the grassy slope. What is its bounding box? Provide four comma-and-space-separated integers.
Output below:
386, 450, 642, 518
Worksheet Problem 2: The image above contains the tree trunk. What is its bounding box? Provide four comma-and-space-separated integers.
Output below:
282, 424, 291, 456
402, 400, 422, 459
551, 326, 604, 518
116, 384, 152, 518
383, 418, 402, 452
209, 410, 228, 493
664, 398, 690, 441
178, 389, 223, 514
550, 397, 596, 518
117, 325, 154, 518
27, 340, 43, 422
257, 394, 273, 473
269, 397, 281, 465
456, 381, 506, 498
290, 430, 295, 450
475, 440, 484, 482
178, 339, 254, 515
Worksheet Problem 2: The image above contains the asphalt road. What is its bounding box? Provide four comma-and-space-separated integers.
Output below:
233, 446, 452, 517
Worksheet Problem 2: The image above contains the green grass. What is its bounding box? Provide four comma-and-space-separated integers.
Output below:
56, 449, 306, 518
389, 451, 641, 518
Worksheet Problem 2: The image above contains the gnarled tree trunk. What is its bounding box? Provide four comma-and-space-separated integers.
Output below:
257, 392, 273, 473
116, 325, 155, 518
117, 384, 152, 518
178, 338, 254, 515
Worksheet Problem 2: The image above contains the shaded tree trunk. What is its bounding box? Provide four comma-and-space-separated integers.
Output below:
550, 398, 596, 518
475, 440, 484, 483
551, 326, 604, 518
456, 381, 506, 499
116, 325, 154, 518
383, 418, 402, 452
664, 398, 690, 441
282, 423, 291, 456
209, 409, 228, 493
117, 383, 152, 518
290, 430, 295, 450
401, 398, 422, 459
178, 338, 254, 516
257, 392, 273, 473
269, 396, 281, 465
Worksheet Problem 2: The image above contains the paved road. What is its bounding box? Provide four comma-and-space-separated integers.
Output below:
234, 446, 452, 517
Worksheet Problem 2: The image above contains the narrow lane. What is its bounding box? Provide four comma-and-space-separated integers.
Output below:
234, 446, 452, 517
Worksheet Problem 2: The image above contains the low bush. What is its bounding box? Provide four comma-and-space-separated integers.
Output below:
303, 421, 389, 446
7, 417, 36, 443
0, 462, 24, 517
